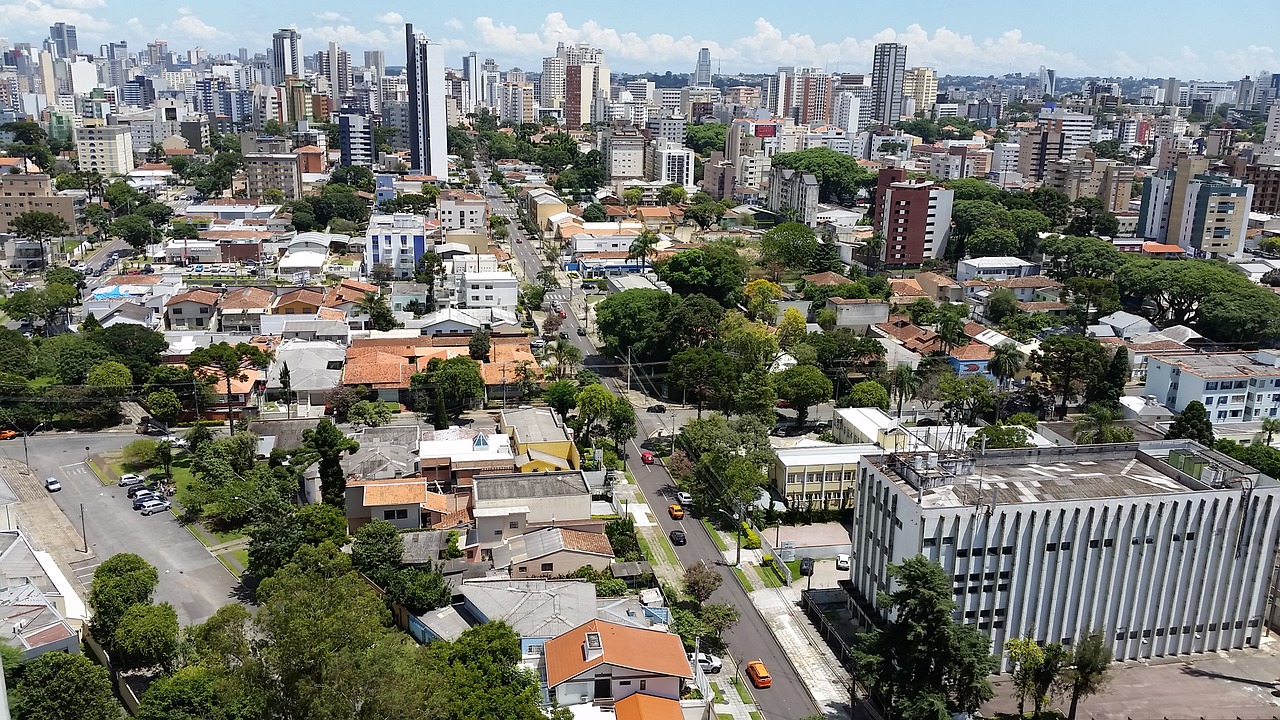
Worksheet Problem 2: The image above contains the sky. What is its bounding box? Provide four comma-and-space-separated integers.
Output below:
5, 0, 1277, 80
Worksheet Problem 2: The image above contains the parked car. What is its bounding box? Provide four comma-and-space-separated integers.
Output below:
641, 451, 655, 465
211, 282, 227, 290
676, 491, 693, 506
142, 264, 154, 273
137, 498, 172, 516
688, 652, 723, 674
558, 331, 569, 339
557, 309, 567, 318
0, 430, 16, 440
192, 264, 204, 273
118, 473, 145, 487
745, 660, 772, 688
836, 553, 850, 571
646, 404, 666, 413
132, 491, 159, 510
668, 504, 684, 520
669, 529, 687, 546
44, 477, 60, 492
161, 436, 188, 448
126, 484, 155, 499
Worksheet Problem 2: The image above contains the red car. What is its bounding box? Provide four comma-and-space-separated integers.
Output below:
776, 399, 791, 408
557, 309, 567, 318
641, 451, 655, 465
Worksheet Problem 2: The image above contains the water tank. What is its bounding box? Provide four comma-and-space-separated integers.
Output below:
927, 453, 940, 469
912, 454, 925, 471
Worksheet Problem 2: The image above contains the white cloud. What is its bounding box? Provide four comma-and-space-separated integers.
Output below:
0, 0, 110, 33
313, 11, 346, 22
300, 25, 390, 47
171, 13, 221, 40
46, 0, 105, 9
444, 17, 463, 31
375, 12, 403, 25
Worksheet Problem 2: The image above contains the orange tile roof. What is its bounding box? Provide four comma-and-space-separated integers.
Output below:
544, 620, 692, 688
276, 288, 325, 307
614, 694, 684, 720
295, 145, 324, 153
636, 206, 671, 218
803, 271, 850, 286
949, 343, 995, 361
362, 482, 427, 507
317, 307, 347, 321
890, 278, 926, 297
963, 321, 987, 338
1142, 241, 1186, 254
218, 286, 275, 310
559, 529, 614, 555
167, 289, 221, 307
915, 271, 960, 287
342, 352, 414, 388
195, 367, 263, 395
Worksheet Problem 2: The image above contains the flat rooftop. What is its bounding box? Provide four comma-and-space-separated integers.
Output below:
1155, 352, 1278, 379
883, 443, 1257, 510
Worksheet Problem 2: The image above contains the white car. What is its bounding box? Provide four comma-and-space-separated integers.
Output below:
118, 473, 145, 487
138, 498, 172, 516
44, 477, 61, 492
688, 652, 723, 674
676, 491, 693, 506
161, 436, 189, 448
836, 553, 850, 571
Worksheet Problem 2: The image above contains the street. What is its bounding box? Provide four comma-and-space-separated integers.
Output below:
496, 186, 821, 719
0, 432, 241, 626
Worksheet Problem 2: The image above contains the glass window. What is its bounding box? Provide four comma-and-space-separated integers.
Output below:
540, 562, 553, 572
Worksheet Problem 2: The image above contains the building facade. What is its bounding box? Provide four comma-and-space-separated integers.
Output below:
874, 168, 954, 266
871, 43, 907, 126
74, 125, 135, 175
405, 25, 448, 178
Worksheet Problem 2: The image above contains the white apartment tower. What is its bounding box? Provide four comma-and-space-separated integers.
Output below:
1039, 65, 1057, 97
271, 28, 301, 84
871, 43, 907, 126
462, 52, 481, 114
540, 56, 565, 108
405, 24, 448, 178
321, 42, 351, 111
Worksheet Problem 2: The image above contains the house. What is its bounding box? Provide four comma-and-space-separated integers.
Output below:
1092, 310, 1159, 340
343, 425, 423, 481
955, 256, 1039, 282
948, 342, 995, 377
1145, 350, 1280, 423
341, 350, 414, 402
825, 297, 890, 331
988, 275, 1063, 302
497, 527, 614, 579
915, 271, 964, 303
499, 407, 581, 471
273, 288, 326, 315
0, 532, 83, 659
97, 301, 158, 330
217, 286, 275, 333
802, 271, 849, 287
452, 579, 597, 649
888, 278, 928, 305
344, 479, 447, 531
418, 308, 486, 336
420, 428, 517, 489
266, 339, 345, 407
165, 288, 221, 330
472, 470, 595, 554
195, 366, 266, 420
613, 692, 687, 720
542, 619, 692, 707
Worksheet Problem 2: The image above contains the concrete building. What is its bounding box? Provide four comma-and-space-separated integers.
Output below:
1140, 156, 1254, 257
771, 444, 885, 509
645, 139, 696, 191
405, 24, 448, 178
1038, 107, 1094, 157
438, 190, 488, 231
74, 124, 135, 175
902, 66, 938, 115
499, 81, 536, 125
693, 47, 712, 87
871, 42, 907, 125
604, 128, 646, 182
1145, 351, 1280, 422
365, 213, 433, 279
849, 441, 1280, 670
271, 28, 302, 84
1017, 128, 1068, 182
766, 166, 819, 226
460, 270, 518, 309
956, 257, 1039, 282
244, 153, 302, 201
338, 110, 374, 167
0, 173, 81, 235
874, 168, 954, 266
825, 297, 890, 331
1043, 149, 1135, 214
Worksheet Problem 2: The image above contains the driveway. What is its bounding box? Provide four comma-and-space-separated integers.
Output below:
0, 433, 241, 625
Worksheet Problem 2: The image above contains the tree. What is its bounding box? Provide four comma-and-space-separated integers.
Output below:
12, 651, 120, 720
434, 355, 486, 407
351, 518, 405, 579
347, 400, 394, 428
1005, 637, 1044, 717
683, 561, 723, 603
669, 348, 735, 417
302, 419, 360, 505
607, 399, 638, 458
770, 147, 872, 201
985, 287, 1019, 324
1039, 234, 1125, 280
595, 289, 681, 362
536, 267, 561, 291
628, 229, 660, 272
146, 388, 182, 426
544, 379, 579, 420
576, 383, 616, 432
743, 278, 783, 322
965, 225, 1021, 257
135, 201, 174, 227
1028, 334, 1106, 419
657, 244, 747, 306
136, 667, 220, 720
357, 292, 402, 331
385, 564, 452, 613
1030, 186, 1072, 226
187, 342, 272, 431
1165, 400, 1214, 445
777, 307, 808, 350
684, 201, 726, 232
1057, 630, 1112, 720
44, 266, 85, 291
989, 343, 1025, 391
684, 122, 729, 156
890, 363, 922, 417
1073, 404, 1133, 444
841, 380, 890, 411
1087, 347, 1130, 408
853, 556, 998, 719
760, 222, 819, 271
88, 553, 159, 646
110, 213, 156, 251
113, 602, 180, 671
85, 359, 132, 396
432, 388, 449, 430
330, 164, 375, 192
939, 374, 996, 425
468, 328, 492, 360
658, 183, 687, 205
581, 203, 607, 222
951, 200, 1010, 242
10, 210, 70, 268
1257, 417, 1280, 447
773, 365, 834, 425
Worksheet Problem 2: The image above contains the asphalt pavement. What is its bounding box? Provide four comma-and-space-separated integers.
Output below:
495, 184, 821, 719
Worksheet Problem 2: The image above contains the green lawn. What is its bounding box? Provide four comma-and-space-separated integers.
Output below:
717, 715, 734, 720
755, 564, 784, 589
216, 553, 243, 579
732, 677, 753, 704
749, 712, 763, 720
638, 532, 681, 568
732, 566, 755, 593
701, 518, 728, 551
710, 682, 725, 705
786, 559, 804, 579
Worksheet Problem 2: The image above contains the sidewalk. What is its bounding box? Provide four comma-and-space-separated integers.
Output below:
709, 662, 762, 720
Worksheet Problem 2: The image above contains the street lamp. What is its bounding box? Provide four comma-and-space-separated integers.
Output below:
16, 423, 44, 468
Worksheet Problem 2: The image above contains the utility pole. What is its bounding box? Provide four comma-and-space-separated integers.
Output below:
734, 504, 743, 566
80, 503, 87, 553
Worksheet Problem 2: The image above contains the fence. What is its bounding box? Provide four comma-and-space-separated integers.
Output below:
800, 589, 886, 720
757, 524, 792, 586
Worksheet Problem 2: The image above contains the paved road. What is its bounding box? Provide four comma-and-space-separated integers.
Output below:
0, 433, 242, 625
493, 184, 820, 719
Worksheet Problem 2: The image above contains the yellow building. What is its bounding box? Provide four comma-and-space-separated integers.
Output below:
499, 406, 581, 471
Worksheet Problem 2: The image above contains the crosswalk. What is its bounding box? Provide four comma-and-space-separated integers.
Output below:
69, 557, 100, 588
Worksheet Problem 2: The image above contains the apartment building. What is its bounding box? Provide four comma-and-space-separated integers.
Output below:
244, 153, 302, 201
766, 167, 819, 226
1043, 149, 1135, 214
850, 441, 1280, 670
365, 213, 432, 279
74, 125, 135, 175
1141, 156, 1253, 257
646, 139, 696, 191
0, 173, 81, 235
1145, 351, 1280, 423
438, 190, 488, 231
874, 168, 954, 266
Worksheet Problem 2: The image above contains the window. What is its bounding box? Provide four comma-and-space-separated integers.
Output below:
540, 562, 553, 572
494, 529, 503, 536
509, 521, 519, 529
518, 566, 527, 573
382, 508, 408, 520
639, 680, 646, 691
1205, 382, 1219, 391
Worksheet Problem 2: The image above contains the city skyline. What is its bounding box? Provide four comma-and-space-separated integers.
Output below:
4, 0, 1277, 80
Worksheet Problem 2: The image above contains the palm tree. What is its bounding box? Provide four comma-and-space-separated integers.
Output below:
989, 343, 1026, 391
552, 339, 583, 379
1072, 405, 1134, 444
935, 312, 966, 355
890, 363, 922, 418
1257, 417, 1280, 446
628, 230, 659, 273
862, 232, 885, 271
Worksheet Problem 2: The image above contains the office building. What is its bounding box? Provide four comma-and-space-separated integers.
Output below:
405, 23, 448, 178
902, 66, 938, 116
48, 22, 76, 59
1039, 65, 1057, 97
244, 153, 302, 201
849, 441, 1280, 671
271, 29, 302, 84
874, 167, 954, 266
1146, 351, 1280, 422
871, 42, 907, 125
694, 47, 712, 87
338, 111, 373, 167
73, 125, 135, 176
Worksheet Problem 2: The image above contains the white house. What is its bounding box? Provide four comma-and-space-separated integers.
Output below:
1145, 351, 1280, 423
956, 256, 1040, 282
459, 271, 518, 310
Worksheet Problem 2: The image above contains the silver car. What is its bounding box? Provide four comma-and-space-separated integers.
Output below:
137, 499, 171, 516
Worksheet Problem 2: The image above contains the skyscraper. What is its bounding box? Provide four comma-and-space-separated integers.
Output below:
902, 66, 937, 116
539, 56, 565, 108
694, 47, 712, 87
462, 52, 481, 113
364, 50, 385, 78
321, 41, 351, 110
1038, 65, 1056, 97
871, 42, 906, 126
48, 22, 77, 58
271, 29, 302, 85
405, 23, 447, 177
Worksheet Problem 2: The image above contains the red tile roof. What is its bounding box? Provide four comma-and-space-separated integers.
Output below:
543, 620, 692, 688
803, 271, 850, 286
614, 694, 684, 720
166, 289, 221, 307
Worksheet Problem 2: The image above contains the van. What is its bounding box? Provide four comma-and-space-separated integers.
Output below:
745, 660, 771, 688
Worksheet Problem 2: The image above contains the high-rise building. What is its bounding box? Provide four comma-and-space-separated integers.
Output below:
694, 47, 712, 87
1236, 76, 1256, 109
1140, 155, 1254, 258
480, 58, 500, 110
74, 125, 135, 176
404, 23, 447, 178
874, 167, 954, 266
871, 42, 907, 126
48, 23, 77, 59
539, 56, 565, 108
902, 66, 937, 116
793, 69, 833, 125
320, 42, 351, 111
461, 52, 481, 114
1163, 76, 1181, 106
271, 29, 302, 85
338, 110, 374, 167
499, 81, 536, 125
1264, 101, 1280, 150
1042, 149, 1135, 214
364, 50, 385, 78
566, 62, 609, 129
1038, 65, 1056, 97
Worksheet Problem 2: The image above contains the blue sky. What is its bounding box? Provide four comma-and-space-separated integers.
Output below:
5, 0, 1275, 79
